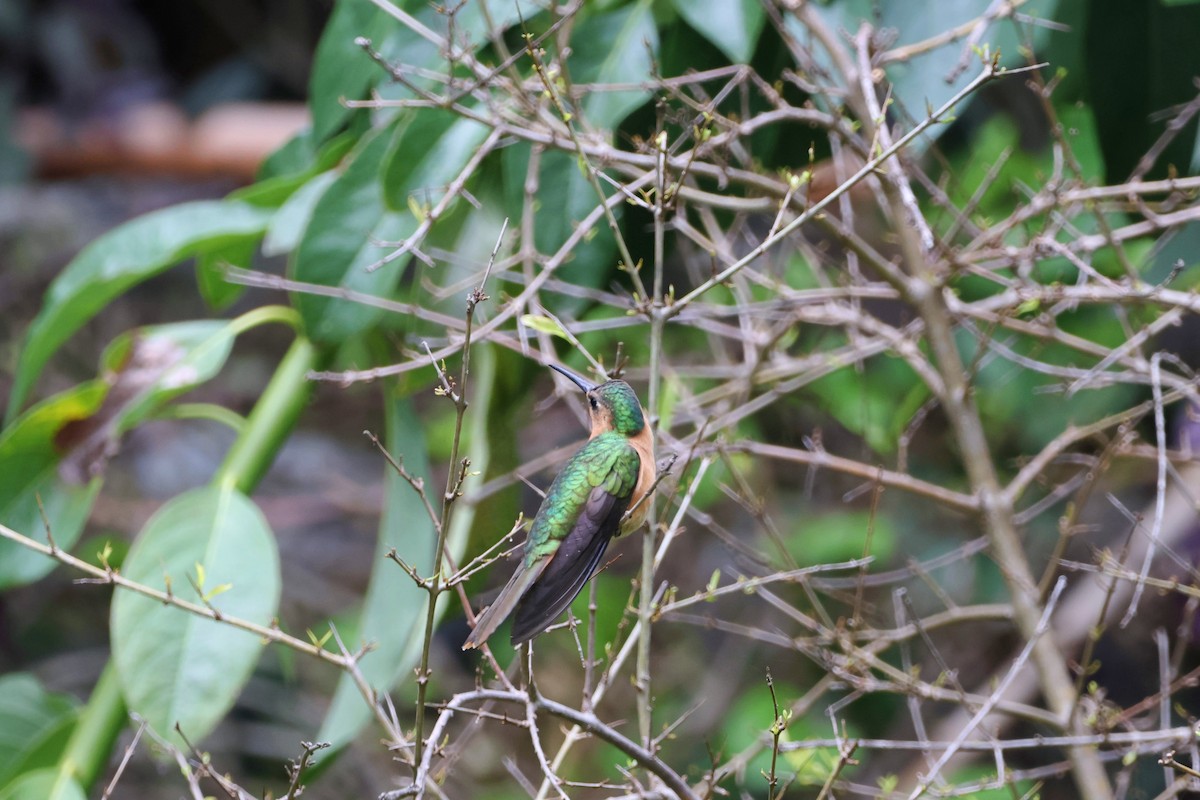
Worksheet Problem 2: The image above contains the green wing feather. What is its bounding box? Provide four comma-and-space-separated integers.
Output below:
462, 433, 640, 648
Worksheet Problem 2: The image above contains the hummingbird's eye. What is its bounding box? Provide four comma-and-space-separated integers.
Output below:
589, 396, 599, 410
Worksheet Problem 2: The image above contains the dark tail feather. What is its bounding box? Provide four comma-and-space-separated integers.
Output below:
462, 561, 543, 650
510, 531, 611, 646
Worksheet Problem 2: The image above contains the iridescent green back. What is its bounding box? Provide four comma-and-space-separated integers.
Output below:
524, 432, 639, 565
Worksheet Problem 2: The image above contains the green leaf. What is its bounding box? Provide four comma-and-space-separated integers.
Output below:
382, 111, 487, 211
0, 383, 106, 589
309, 0, 394, 140
7, 200, 273, 423
671, 0, 764, 63
781, 738, 840, 786
520, 314, 569, 338
807, 356, 928, 456
258, 128, 318, 180
784, 510, 896, 568
294, 113, 490, 343
319, 344, 497, 748
243, 130, 355, 203
291, 125, 403, 343
0, 769, 85, 800
798, 0, 1060, 152
502, 145, 619, 314
97, 319, 239, 436
196, 237, 255, 310
263, 171, 338, 257
0, 674, 79, 789
367, 1, 530, 113
111, 485, 281, 745
317, 393, 435, 749
1, 318, 242, 584
570, 1, 659, 130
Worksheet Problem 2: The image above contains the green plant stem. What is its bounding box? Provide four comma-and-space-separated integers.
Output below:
56, 662, 125, 790
636, 130, 669, 750
213, 336, 321, 493
154, 402, 247, 433
413, 291, 483, 767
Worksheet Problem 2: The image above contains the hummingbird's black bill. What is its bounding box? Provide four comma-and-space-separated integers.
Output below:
549, 363, 599, 393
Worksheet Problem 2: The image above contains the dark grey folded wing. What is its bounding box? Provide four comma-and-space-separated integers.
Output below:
510, 483, 630, 645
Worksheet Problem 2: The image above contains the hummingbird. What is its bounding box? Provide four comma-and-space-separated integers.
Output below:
462, 364, 655, 649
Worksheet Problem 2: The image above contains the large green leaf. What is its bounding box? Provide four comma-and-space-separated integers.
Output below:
797, 0, 1059, 151
309, 0, 394, 140
110, 486, 281, 745
317, 393, 435, 749
0, 384, 105, 589
0, 319, 240, 589
807, 356, 929, 457
244, 130, 356, 202
96, 320, 240, 433
293, 113, 489, 343
0, 769, 84, 800
570, 0, 659, 130
308, 0, 528, 138
291, 125, 402, 342
671, 0, 764, 63
367, 1, 530, 111
381, 110, 482, 211
784, 510, 897, 568
502, 145, 618, 314
6, 200, 272, 422
195, 238, 255, 310
263, 171, 338, 257
0, 674, 79, 789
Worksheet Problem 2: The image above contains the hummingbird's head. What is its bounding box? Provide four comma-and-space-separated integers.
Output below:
550, 364, 646, 437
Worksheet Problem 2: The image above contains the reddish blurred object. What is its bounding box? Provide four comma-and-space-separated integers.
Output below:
17, 101, 310, 181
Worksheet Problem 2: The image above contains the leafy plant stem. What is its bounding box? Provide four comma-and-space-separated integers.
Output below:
213, 336, 321, 493
152, 403, 248, 433
226, 304, 303, 337
55, 662, 125, 792
636, 126, 669, 750
412, 272, 491, 768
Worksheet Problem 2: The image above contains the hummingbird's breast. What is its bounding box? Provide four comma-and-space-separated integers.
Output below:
618, 423, 656, 537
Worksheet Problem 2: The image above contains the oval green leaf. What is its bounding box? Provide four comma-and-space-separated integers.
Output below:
291, 125, 403, 343
0, 383, 106, 589
318, 344, 497, 749
263, 171, 338, 257
571, 1, 659, 130
503, 145, 620, 315
0, 768, 85, 800
672, 0, 764, 63
7, 200, 273, 423
96, 320, 239, 435
309, 0, 394, 140
316, 394, 435, 749
0, 674, 79, 789
111, 485, 281, 745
